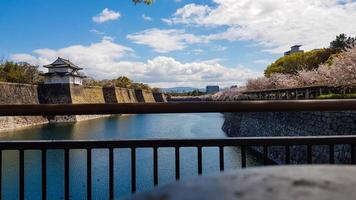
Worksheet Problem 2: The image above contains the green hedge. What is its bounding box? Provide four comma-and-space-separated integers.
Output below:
317, 93, 356, 99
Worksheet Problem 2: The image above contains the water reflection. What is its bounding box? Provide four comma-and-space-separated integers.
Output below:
0, 114, 259, 199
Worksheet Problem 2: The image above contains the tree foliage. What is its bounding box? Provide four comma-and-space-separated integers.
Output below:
330, 33, 356, 52
0, 61, 43, 84
246, 47, 356, 90
264, 48, 335, 77
168, 89, 205, 97
83, 76, 153, 91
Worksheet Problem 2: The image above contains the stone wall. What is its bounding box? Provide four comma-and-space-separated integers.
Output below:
135, 89, 156, 103
222, 112, 356, 164
118, 88, 138, 103
0, 82, 49, 132
0, 82, 163, 133
153, 93, 167, 102
38, 83, 76, 123
70, 85, 108, 121
102, 87, 139, 103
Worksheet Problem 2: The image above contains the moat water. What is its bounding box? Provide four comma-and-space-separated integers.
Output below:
0, 114, 259, 199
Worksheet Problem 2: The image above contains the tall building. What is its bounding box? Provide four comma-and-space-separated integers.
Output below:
42, 58, 86, 85
284, 45, 304, 56
206, 85, 220, 94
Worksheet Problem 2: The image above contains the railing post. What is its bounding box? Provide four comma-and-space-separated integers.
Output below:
109, 148, 114, 199
64, 149, 70, 200
153, 147, 158, 186
175, 147, 180, 180
197, 146, 202, 175
42, 149, 47, 200
352, 144, 356, 164
0, 149, 2, 200
87, 148, 92, 200
241, 145, 246, 168
131, 147, 136, 193
263, 146, 268, 165
329, 145, 335, 164
219, 146, 224, 171
285, 145, 290, 164
19, 149, 24, 200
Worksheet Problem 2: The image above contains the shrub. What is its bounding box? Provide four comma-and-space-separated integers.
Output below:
264, 48, 335, 77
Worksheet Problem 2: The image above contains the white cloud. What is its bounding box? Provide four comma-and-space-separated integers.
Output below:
10, 37, 134, 77
90, 29, 105, 35
142, 14, 152, 21
127, 28, 204, 53
10, 38, 259, 87
162, 4, 211, 25
92, 8, 120, 23
135, 56, 259, 87
165, 0, 356, 53
10, 54, 40, 65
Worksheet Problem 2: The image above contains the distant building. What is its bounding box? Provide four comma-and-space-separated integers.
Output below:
284, 45, 304, 56
206, 85, 220, 94
42, 57, 86, 85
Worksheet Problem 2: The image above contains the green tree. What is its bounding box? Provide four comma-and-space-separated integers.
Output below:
330, 33, 356, 52
114, 76, 133, 88
264, 48, 335, 77
0, 61, 43, 84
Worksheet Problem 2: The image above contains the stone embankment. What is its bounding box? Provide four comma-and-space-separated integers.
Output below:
0, 82, 49, 132
222, 111, 356, 163
0, 82, 166, 133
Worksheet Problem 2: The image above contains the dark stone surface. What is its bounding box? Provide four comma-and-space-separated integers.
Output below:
153, 93, 167, 102
103, 87, 118, 103
222, 112, 356, 163
37, 83, 72, 104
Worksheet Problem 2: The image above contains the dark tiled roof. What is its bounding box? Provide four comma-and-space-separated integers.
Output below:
43, 57, 83, 70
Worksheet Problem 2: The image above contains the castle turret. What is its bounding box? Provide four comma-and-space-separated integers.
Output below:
42, 57, 85, 85
284, 45, 304, 56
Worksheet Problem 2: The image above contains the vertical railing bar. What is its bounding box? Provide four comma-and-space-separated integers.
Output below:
109, 148, 114, 200
64, 149, 69, 200
219, 146, 224, 171
351, 144, 356, 164
42, 149, 47, 200
263, 145, 268, 165
87, 148, 92, 200
285, 145, 290, 164
0, 149, 2, 200
307, 145, 312, 164
241, 145, 246, 168
131, 147, 136, 193
153, 147, 158, 186
197, 146, 202, 175
175, 147, 180, 180
329, 144, 335, 164
19, 149, 24, 200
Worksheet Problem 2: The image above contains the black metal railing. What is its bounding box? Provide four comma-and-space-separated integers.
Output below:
1, 136, 356, 199
0, 100, 356, 200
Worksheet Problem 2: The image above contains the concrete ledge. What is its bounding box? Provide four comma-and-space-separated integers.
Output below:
127, 165, 356, 200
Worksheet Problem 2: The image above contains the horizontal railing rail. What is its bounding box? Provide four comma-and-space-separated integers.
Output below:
1, 135, 356, 149
1, 136, 356, 200
0, 99, 356, 116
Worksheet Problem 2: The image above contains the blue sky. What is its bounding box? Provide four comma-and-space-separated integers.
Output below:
1, 0, 356, 87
